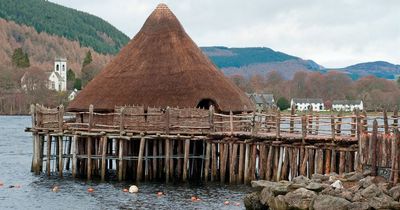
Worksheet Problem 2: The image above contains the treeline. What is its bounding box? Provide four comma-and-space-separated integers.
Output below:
0, 0, 129, 54
230, 70, 400, 111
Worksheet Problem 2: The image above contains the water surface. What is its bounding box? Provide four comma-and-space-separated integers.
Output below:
0, 116, 250, 209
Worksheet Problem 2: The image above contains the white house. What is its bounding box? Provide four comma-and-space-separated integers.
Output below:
48, 58, 67, 91
332, 100, 363, 112
291, 98, 325, 112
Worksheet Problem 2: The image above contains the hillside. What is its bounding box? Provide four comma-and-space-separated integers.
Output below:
0, 18, 112, 74
201, 47, 323, 79
202, 47, 399, 80
0, 0, 130, 54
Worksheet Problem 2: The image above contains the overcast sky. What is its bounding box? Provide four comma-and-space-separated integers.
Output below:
50, 0, 400, 68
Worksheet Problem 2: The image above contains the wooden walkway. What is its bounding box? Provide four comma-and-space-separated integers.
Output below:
26, 104, 400, 184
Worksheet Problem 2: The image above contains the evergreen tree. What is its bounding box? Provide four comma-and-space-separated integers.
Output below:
74, 78, 82, 90
67, 69, 76, 90
82, 50, 92, 67
276, 97, 290, 111
11, 48, 30, 68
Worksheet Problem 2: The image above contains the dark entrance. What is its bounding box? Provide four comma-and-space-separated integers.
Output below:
197, 99, 218, 110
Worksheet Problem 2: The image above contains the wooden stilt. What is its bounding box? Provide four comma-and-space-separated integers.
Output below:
137, 137, 145, 181
238, 143, 244, 184
118, 139, 123, 181
244, 144, 250, 183
273, 146, 280, 181
259, 144, 266, 180
165, 138, 171, 182
339, 151, 345, 175
183, 139, 190, 182
331, 148, 337, 173
211, 143, 217, 182
308, 148, 315, 175
153, 140, 158, 180
58, 136, 63, 178
325, 149, 331, 174
87, 137, 92, 180
316, 148, 323, 174
72, 135, 77, 178
205, 142, 211, 181
266, 145, 273, 180
101, 136, 107, 181
281, 147, 290, 180
46, 134, 51, 176
229, 143, 238, 183
300, 147, 308, 176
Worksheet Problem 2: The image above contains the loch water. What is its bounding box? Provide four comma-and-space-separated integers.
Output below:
0, 116, 250, 210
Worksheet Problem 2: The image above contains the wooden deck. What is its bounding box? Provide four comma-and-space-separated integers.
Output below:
26, 104, 400, 184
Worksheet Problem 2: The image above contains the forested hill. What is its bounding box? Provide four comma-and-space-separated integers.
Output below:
0, 0, 130, 54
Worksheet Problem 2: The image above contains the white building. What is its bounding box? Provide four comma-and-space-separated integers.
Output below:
332, 100, 363, 112
291, 98, 325, 112
48, 58, 67, 91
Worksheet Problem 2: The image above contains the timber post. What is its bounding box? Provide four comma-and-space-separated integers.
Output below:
371, 119, 378, 176
290, 105, 295, 133
383, 109, 389, 135
276, 110, 281, 138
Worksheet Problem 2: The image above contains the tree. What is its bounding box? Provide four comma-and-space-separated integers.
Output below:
74, 78, 82, 90
11, 48, 30, 68
82, 50, 92, 67
81, 62, 102, 87
67, 69, 76, 90
277, 97, 290, 111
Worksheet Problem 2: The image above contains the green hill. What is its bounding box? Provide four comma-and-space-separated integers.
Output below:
0, 0, 130, 54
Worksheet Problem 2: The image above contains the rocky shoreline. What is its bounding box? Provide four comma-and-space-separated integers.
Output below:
244, 171, 400, 210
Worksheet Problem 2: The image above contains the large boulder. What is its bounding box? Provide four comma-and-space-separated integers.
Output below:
368, 194, 396, 209
244, 192, 268, 210
389, 185, 400, 201
310, 195, 351, 210
306, 182, 324, 192
346, 202, 370, 210
360, 184, 382, 198
311, 174, 329, 181
268, 195, 288, 210
284, 188, 316, 210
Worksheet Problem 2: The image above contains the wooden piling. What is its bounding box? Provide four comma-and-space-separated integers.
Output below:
101, 136, 107, 181
204, 142, 211, 181
238, 143, 244, 183
183, 139, 190, 182
137, 137, 145, 181
87, 137, 92, 180
118, 139, 123, 181
165, 138, 171, 182
72, 135, 77, 178
58, 136, 63, 178
46, 134, 51, 176
281, 147, 290, 180
371, 120, 378, 176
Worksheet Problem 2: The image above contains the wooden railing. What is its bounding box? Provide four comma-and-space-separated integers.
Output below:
30, 104, 400, 142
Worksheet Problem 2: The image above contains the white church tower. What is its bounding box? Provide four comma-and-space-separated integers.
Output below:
48, 58, 67, 91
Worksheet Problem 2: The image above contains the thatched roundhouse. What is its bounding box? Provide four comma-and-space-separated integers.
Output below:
68, 4, 253, 113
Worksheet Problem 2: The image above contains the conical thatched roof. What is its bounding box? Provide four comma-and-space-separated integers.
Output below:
68, 3, 253, 112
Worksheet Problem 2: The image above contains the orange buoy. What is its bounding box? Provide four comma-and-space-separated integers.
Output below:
191, 196, 197, 201
224, 201, 230, 205
123, 188, 129, 193
52, 186, 59, 192
196, 198, 201, 202
15, 185, 21, 188
234, 202, 240, 206
157, 192, 164, 196
87, 187, 94, 193
0, 181, 3, 187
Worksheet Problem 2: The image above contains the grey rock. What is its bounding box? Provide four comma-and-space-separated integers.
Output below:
244, 192, 268, 210
378, 182, 390, 195
259, 182, 289, 205
342, 171, 356, 179
251, 180, 277, 191
361, 184, 381, 198
389, 185, 400, 201
346, 202, 370, 210
312, 174, 329, 181
362, 169, 372, 176
288, 183, 307, 191
306, 182, 324, 192
359, 176, 375, 188
311, 195, 351, 210
268, 195, 288, 210
347, 172, 364, 181
351, 191, 364, 202
368, 194, 395, 209
339, 190, 353, 201
284, 188, 316, 210
292, 175, 311, 185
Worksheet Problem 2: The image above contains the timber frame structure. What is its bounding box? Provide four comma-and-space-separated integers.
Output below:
26, 104, 400, 184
